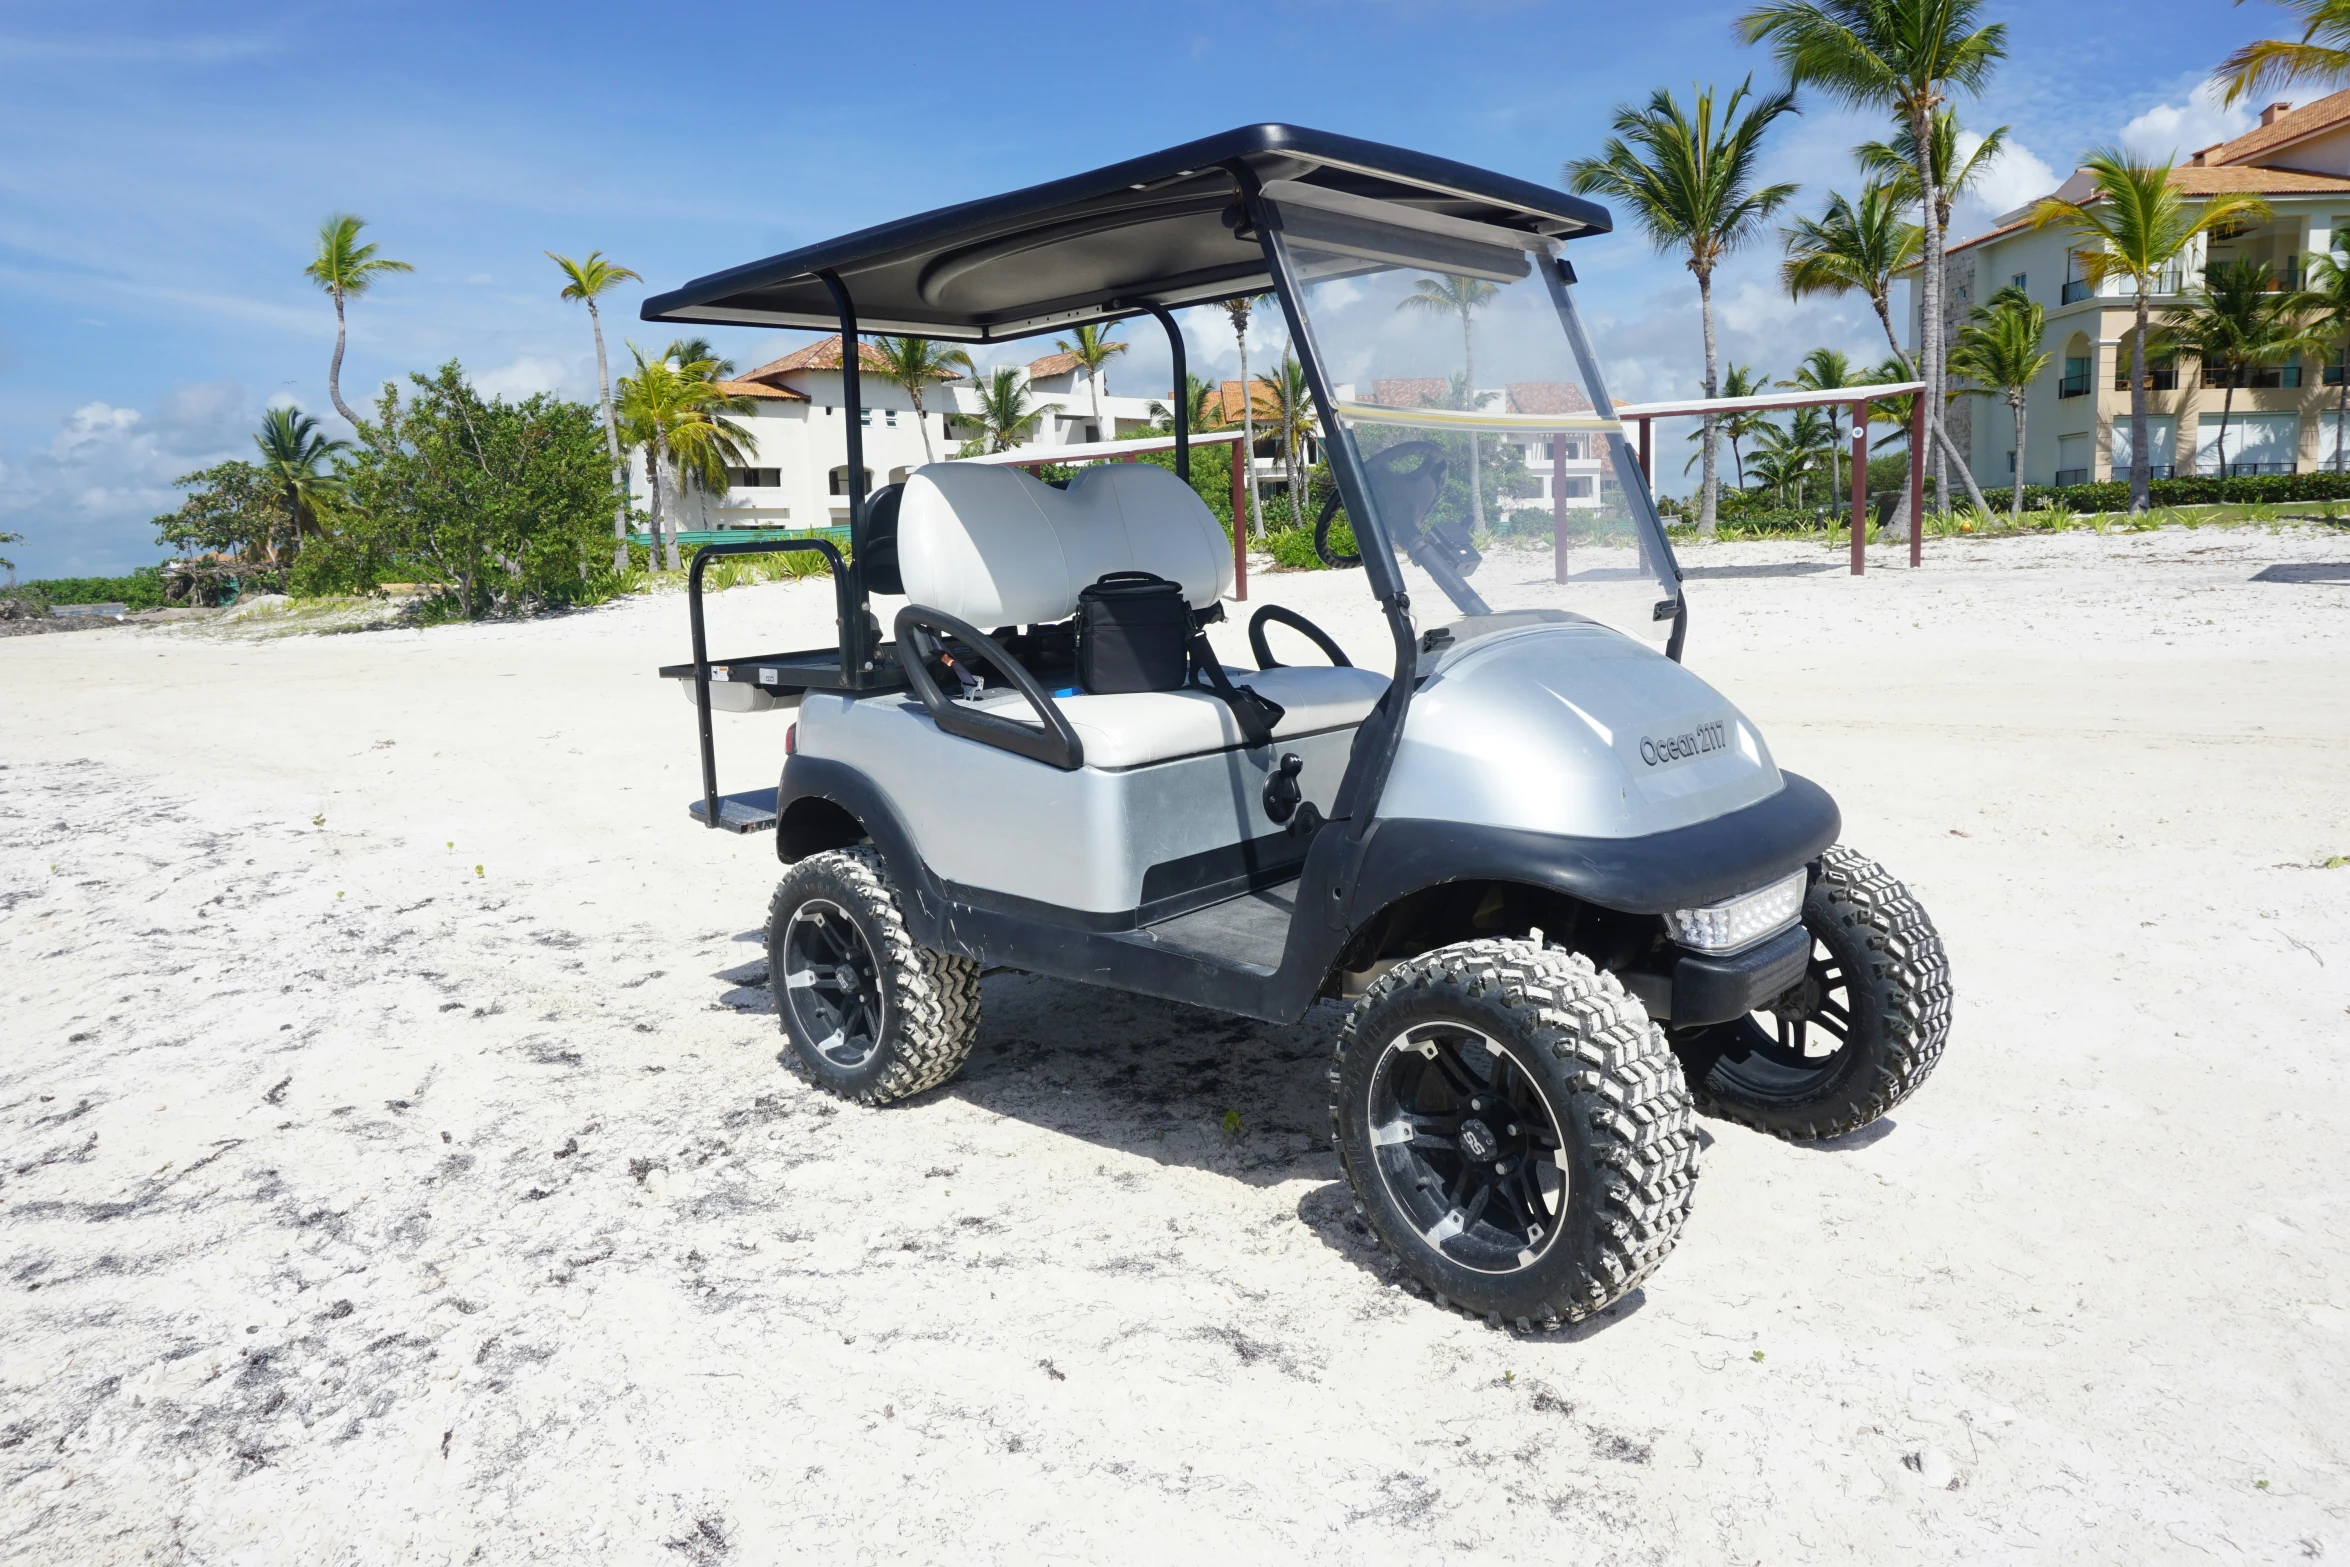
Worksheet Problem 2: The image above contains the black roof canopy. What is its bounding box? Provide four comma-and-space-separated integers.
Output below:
640, 124, 1612, 344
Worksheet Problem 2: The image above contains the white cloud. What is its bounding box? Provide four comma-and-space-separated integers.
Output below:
474, 355, 575, 400
0, 381, 253, 575
1959, 133, 2061, 223
2119, 80, 2256, 163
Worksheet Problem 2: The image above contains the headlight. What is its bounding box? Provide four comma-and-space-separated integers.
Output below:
1667, 869, 1808, 954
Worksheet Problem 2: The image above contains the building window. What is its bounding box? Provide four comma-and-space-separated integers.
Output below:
828, 466, 874, 495
885, 409, 898, 426
726, 467, 781, 488
2011, 272, 2027, 292
858, 407, 871, 426
2059, 356, 2093, 397
1559, 477, 1594, 499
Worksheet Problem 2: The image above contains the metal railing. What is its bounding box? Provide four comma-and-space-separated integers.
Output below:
2201, 364, 2303, 388
2114, 367, 2179, 390
2061, 279, 2095, 304
2058, 371, 2094, 398
2217, 460, 2297, 476
2054, 468, 2090, 486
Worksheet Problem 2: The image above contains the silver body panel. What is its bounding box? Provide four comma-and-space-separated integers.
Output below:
1380, 622, 1781, 838
796, 693, 1353, 914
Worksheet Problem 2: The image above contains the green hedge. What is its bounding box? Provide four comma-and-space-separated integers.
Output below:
23, 565, 167, 610
2002, 470, 2350, 512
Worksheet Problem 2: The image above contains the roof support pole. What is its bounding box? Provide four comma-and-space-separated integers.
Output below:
1230, 421, 1248, 602
1551, 435, 1569, 585
1636, 417, 1652, 484
1143, 303, 1190, 482
816, 268, 872, 675
1850, 400, 1869, 576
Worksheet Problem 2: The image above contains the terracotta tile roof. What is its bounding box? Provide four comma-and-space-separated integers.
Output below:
2194, 87, 2350, 167
2168, 163, 2350, 193
713, 378, 807, 402
1214, 379, 1279, 422
1025, 350, 1082, 379
742, 335, 894, 377
1367, 377, 1449, 409
1505, 381, 1594, 416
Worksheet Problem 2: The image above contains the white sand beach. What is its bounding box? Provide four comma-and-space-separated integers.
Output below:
3, 525, 2347, 1564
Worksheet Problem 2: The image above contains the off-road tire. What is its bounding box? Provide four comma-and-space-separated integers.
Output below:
1330, 939, 1699, 1330
766, 847, 982, 1105
1681, 845, 1952, 1142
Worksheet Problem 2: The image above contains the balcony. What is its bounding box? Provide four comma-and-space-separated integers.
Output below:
2201, 364, 2303, 389
2054, 467, 2090, 485
2058, 370, 2094, 398
2219, 460, 2297, 476
2061, 278, 2094, 304
2114, 367, 2179, 391
2111, 463, 2176, 480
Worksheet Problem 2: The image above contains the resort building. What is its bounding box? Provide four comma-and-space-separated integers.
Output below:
637, 336, 1166, 530
1921, 92, 2350, 486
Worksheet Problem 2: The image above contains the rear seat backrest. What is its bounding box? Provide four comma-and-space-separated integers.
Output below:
896, 461, 1233, 626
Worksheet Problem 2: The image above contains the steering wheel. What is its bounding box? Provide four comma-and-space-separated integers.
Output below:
1248, 604, 1352, 669
1314, 440, 1446, 568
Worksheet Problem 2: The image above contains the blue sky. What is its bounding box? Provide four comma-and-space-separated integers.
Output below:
0, 0, 2291, 577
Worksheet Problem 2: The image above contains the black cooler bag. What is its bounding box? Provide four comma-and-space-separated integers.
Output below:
1075, 571, 1191, 693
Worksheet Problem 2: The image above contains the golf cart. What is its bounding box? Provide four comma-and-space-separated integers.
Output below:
643, 125, 1952, 1329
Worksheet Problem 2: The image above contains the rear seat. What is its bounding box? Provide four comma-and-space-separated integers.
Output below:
894, 460, 1387, 770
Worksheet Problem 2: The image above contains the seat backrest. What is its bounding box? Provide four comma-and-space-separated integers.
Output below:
896, 461, 1233, 626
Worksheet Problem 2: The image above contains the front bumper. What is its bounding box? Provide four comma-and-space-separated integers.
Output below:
1668, 922, 1810, 1025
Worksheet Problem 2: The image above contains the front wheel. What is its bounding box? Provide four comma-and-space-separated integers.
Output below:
1675, 845, 1952, 1142
766, 847, 982, 1105
1330, 940, 1699, 1330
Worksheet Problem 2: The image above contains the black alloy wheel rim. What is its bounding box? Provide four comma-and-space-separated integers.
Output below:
1366, 1022, 1568, 1276
1718, 936, 1854, 1091
781, 899, 885, 1070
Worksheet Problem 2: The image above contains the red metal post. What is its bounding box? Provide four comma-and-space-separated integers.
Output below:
1636, 417, 1652, 484
1230, 433, 1248, 602
1907, 394, 1927, 570
1850, 400, 1868, 577
1551, 434, 1569, 584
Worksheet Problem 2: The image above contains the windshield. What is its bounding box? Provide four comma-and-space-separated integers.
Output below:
1262, 185, 1680, 641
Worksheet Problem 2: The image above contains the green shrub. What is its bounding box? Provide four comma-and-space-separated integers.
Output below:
22, 565, 168, 610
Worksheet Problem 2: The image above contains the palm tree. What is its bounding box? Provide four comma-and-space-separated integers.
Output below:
1147, 372, 1226, 433
1749, 415, 1833, 506
1052, 324, 1129, 433
1857, 108, 2010, 240
2162, 256, 2310, 479
662, 341, 755, 533
1683, 363, 1773, 489
2216, 0, 2350, 105
303, 214, 413, 427
617, 346, 755, 571
251, 407, 348, 568
871, 336, 974, 464
1395, 273, 1502, 534
1567, 77, 1799, 535
1782, 347, 1861, 500
2292, 235, 2350, 471
1223, 294, 1272, 536
1254, 354, 1318, 527
972, 365, 1041, 453
546, 250, 641, 570
1781, 185, 1924, 363
1739, 0, 2008, 528
1946, 285, 2052, 525
2031, 149, 2270, 511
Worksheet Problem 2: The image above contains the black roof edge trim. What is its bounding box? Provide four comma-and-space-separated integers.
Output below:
641, 123, 1611, 328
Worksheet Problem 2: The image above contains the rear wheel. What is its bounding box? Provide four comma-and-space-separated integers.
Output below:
767, 847, 981, 1105
1677, 845, 1952, 1142
1330, 940, 1698, 1330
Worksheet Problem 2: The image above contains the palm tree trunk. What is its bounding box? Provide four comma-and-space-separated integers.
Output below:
910, 384, 935, 464
328, 289, 357, 427
651, 436, 676, 573
1697, 269, 1719, 537
2011, 394, 2028, 528
587, 298, 629, 572
1461, 313, 1486, 535
1910, 105, 1941, 539
2130, 289, 2151, 512
1871, 287, 1913, 370
1235, 320, 1264, 537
